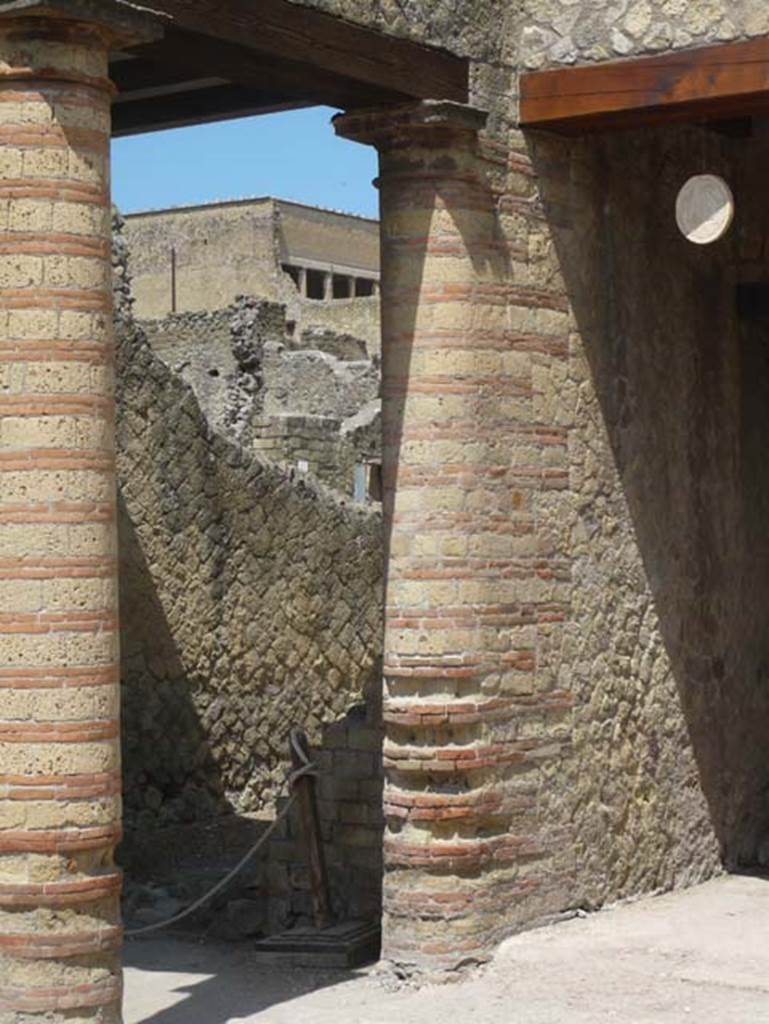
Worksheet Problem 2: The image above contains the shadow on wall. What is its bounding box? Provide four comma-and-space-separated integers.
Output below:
113, 234, 385, 932
119, 495, 229, 840
529, 122, 769, 876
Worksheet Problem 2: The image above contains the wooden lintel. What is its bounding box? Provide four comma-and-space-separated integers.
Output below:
130, 27, 407, 111
134, 0, 468, 107
520, 36, 769, 134
112, 83, 307, 136
110, 55, 224, 98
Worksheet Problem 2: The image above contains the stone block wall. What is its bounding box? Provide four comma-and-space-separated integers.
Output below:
295, 295, 382, 357
517, 1, 769, 68
267, 688, 384, 929
528, 121, 769, 887
113, 216, 385, 927
249, 414, 344, 491
261, 344, 379, 419
140, 309, 239, 430
130, 294, 382, 497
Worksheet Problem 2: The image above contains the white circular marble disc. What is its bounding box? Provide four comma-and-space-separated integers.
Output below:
675, 174, 734, 245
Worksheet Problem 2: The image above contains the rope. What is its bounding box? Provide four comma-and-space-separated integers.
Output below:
125, 757, 317, 939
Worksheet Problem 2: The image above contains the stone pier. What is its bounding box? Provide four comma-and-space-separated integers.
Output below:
336, 102, 569, 972
0, 4, 154, 1021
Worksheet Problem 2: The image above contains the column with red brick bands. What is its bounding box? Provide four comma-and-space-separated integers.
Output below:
336, 102, 573, 972
0, 8, 155, 1022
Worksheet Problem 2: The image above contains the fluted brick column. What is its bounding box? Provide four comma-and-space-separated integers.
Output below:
0, 5, 156, 1021
336, 102, 571, 972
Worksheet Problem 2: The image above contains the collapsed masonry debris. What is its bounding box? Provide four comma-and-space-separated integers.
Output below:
135, 297, 381, 495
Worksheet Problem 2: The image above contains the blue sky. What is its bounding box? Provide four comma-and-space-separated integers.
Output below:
111, 106, 379, 218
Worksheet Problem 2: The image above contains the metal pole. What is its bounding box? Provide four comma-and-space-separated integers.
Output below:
171, 245, 177, 313
289, 729, 333, 930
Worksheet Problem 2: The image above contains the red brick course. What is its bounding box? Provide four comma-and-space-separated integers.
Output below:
0, 720, 119, 742
0, 926, 122, 958
0, 978, 121, 1013
0, 501, 114, 524
0, 289, 111, 311
0, 871, 122, 907
0, 665, 118, 688
0, 769, 121, 798
0, 824, 122, 853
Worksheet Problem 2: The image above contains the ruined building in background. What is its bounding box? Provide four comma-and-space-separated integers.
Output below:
123, 198, 383, 496
124, 197, 380, 326
114, 211, 385, 938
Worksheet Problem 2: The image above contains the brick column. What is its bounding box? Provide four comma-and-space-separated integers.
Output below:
0, 5, 155, 1021
336, 102, 569, 973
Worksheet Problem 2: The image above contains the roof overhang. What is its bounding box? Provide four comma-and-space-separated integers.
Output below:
520, 36, 769, 135
106, 0, 469, 136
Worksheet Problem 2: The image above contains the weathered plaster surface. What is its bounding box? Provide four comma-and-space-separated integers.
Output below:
517, 0, 769, 68
285, 0, 504, 57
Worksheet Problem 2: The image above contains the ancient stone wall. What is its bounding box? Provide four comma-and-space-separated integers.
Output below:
114, 217, 385, 929
511, 0, 769, 896
517, 1, 769, 68
141, 309, 238, 430
132, 297, 381, 496
530, 122, 769, 890
297, 296, 381, 357
124, 198, 382, 352
288, 0, 769, 969
261, 345, 379, 419
278, 199, 379, 273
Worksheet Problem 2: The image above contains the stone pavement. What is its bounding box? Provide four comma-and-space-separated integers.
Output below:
124, 874, 769, 1023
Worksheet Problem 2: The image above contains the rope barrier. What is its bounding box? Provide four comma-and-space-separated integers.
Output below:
125, 757, 317, 939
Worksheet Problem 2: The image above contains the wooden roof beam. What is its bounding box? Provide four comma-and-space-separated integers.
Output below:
520, 36, 769, 134
128, 27, 408, 111
112, 83, 307, 136
133, 0, 468, 107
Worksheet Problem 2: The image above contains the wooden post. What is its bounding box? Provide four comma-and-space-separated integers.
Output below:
171, 245, 177, 312
289, 728, 333, 930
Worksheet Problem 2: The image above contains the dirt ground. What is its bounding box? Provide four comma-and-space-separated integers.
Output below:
124, 873, 769, 1023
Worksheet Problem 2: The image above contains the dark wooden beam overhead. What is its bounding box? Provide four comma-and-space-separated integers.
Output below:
135, 0, 468, 106
112, 83, 307, 136
126, 27, 408, 111
110, 55, 224, 98
520, 36, 769, 134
